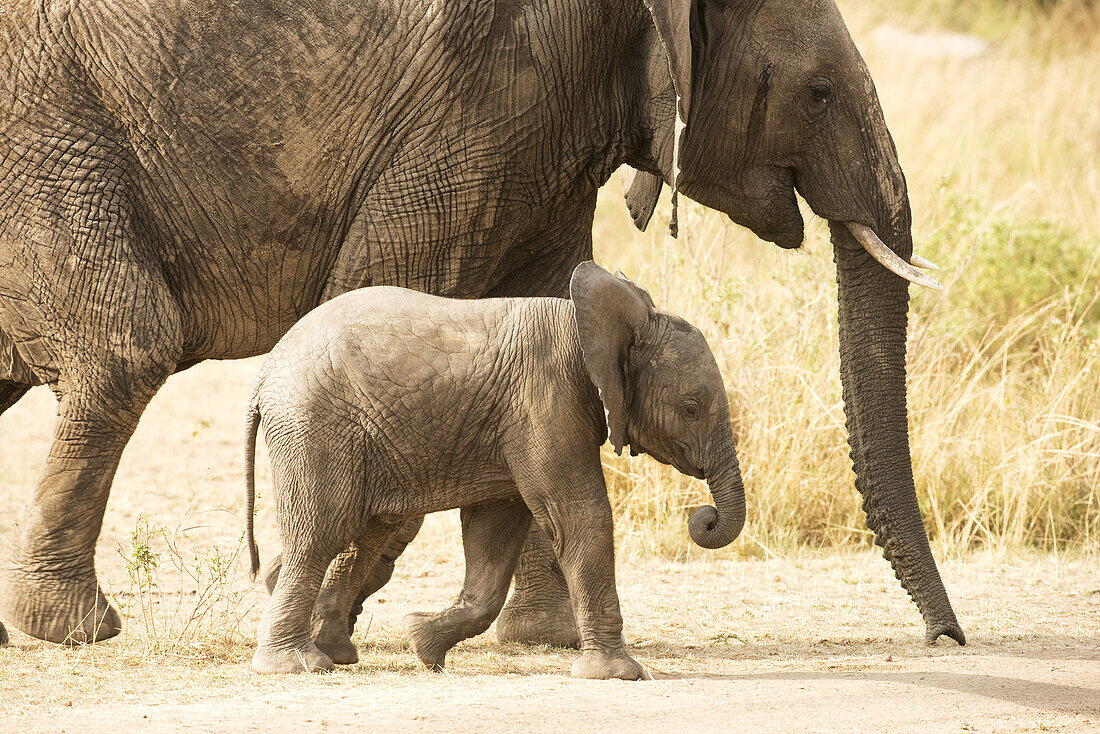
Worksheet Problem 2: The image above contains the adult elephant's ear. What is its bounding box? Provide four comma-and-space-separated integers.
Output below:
642, 0, 694, 237
569, 262, 655, 455
644, 0, 693, 126
619, 166, 663, 232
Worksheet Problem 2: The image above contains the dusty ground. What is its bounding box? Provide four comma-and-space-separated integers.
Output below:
2, 360, 1098, 733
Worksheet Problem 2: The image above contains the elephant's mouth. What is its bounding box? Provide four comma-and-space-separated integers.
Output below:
674, 440, 705, 478
684, 464, 705, 480
745, 216, 804, 250
628, 438, 703, 478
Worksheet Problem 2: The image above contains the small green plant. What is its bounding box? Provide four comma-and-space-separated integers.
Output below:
115, 513, 254, 661
125, 514, 163, 592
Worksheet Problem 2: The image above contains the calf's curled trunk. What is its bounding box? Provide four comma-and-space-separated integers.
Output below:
689, 431, 746, 550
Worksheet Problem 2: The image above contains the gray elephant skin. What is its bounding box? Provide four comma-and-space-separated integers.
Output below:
0, 0, 963, 649
244, 262, 744, 678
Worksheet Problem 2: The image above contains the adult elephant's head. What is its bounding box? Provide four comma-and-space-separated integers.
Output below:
623, 0, 963, 646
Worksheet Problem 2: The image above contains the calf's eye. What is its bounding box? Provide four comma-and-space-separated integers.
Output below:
809, 81, 833, 107
680, 400, 701, 421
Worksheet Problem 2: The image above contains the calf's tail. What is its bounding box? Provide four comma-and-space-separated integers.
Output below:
244, 398, 261, 582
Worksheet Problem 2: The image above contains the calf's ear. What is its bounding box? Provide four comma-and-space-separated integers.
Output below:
569, 262, 655, 454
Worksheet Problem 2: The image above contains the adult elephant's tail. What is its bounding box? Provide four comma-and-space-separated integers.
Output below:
244, 399, 262, 582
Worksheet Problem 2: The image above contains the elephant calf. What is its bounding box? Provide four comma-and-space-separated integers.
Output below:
244, 261, 746, 679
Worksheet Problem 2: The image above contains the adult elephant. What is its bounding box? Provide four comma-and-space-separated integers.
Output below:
0, 0, 963, 648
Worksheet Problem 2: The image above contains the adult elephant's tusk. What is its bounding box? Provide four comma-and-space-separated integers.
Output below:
846, 222, 943, 290
910, 253, 941, 271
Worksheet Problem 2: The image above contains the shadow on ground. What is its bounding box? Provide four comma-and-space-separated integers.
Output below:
695, 669, 1100, 716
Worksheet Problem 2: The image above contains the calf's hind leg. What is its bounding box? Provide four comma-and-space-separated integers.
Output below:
253, 540, 340, 674
339, 515, 424, 636
405, 500, 532, 671
261, 515, 425, 663
310, 517, 407, 664
254, 516, 400, 673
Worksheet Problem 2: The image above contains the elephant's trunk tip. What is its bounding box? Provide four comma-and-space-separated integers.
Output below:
688, 505, 743, 549
925, 620, 966, 647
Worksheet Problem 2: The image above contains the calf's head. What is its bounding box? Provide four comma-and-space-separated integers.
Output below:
570, 261, 745, 549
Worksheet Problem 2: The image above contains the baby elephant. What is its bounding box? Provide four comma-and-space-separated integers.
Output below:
245, 262, 746, 679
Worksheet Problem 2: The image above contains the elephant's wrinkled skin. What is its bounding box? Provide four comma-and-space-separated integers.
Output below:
245, 263, 745, 677
0, 0, 962, 648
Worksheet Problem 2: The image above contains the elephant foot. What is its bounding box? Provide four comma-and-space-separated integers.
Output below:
0, 571, 121, 645
313, 619, 359, 665
404, 612, 453, 671
269, 552, 365, 663
252, 642, 334, 674
0, 621, 8, 646
925, 620, 966, 646
571, 648, 647, 681
496, 604, 580, 648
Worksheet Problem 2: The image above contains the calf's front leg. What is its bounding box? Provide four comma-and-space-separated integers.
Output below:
516, 468, 645, 681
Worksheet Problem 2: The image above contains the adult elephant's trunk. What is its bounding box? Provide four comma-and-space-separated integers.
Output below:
832, 222, 965, 645
688, 430, 746, 549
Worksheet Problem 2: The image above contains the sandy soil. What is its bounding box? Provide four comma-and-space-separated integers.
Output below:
2, 360, 1098, 733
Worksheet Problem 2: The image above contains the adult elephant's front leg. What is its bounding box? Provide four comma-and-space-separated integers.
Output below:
2, 371, 176, 643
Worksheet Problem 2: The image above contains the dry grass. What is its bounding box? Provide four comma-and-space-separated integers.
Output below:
112, 513, 254, 662
591, 0, 1100, 560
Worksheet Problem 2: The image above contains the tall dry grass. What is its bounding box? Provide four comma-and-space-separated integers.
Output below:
593, 0, 1100, 559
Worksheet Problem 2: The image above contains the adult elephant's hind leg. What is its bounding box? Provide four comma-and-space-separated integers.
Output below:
1, 342, 179, 644
0, 221, 181, 644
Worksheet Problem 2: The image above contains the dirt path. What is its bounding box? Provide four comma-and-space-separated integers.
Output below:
8, 652, 1098, 733
2, 551, 1097, 733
